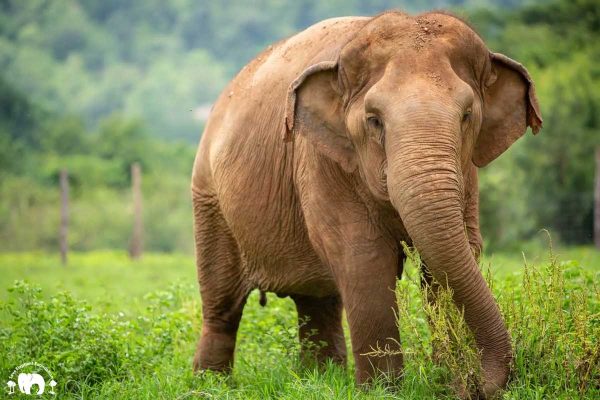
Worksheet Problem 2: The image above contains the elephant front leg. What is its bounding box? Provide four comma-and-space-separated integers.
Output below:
334, 247, 403, 384
192, 190, 249, 373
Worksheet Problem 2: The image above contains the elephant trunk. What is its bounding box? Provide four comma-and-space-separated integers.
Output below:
386, 113, 511, 397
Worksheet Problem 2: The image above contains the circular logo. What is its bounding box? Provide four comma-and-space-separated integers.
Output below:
6, 362, 57, 396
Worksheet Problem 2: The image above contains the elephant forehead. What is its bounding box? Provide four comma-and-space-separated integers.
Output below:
343, 12, 485, 68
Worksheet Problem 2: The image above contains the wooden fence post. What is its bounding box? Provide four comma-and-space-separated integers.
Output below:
129, 163, 143, 259
595, 148, 600, 249
59, 169, 69, 265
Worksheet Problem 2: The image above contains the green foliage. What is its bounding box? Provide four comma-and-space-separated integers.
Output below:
392, 245, 599, 399
0, 176, 59, 250
95, 114, 149, 172
0, 280, 195, 395
1, 281, 130, 390
472, 0, 600, 249
41, 116, 89, 156
397, 245, 482, 398
0, 87, 195, 251
504, 252, 600, 396
517, 51, 600, 244
0, 0, 598, 252
0, 75, 45, 147
0, 249, 597, 398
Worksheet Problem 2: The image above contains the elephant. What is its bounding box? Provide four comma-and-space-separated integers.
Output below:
18, 373, 45, 395
191, 10, 542, 398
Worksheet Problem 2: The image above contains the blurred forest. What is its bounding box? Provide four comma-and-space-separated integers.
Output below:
0, 0, 598, 253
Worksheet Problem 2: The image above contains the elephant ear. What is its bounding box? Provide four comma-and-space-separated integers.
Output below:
284, 60, 357, 173
473, 52, 543, 167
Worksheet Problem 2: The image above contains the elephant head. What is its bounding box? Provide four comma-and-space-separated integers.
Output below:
285, 11, 542, 396
18, 372, 45, 395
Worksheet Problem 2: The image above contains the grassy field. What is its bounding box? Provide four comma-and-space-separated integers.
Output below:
0, 246, 598, 399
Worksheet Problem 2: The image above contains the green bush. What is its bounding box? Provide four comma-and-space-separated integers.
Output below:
0, 281, 195, 395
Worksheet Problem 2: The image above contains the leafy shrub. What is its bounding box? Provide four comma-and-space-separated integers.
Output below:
0, 281, 195, 395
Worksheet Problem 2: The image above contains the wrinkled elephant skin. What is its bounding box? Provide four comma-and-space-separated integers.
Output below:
191, 10, 542, 399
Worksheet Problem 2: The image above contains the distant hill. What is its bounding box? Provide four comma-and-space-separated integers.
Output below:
0, 0, 544, 142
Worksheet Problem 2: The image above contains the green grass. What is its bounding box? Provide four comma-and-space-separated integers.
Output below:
0, 247, 598, 399
0, 251, 196, 313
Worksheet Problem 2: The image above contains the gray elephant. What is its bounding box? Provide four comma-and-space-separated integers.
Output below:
191, 11, 542, 398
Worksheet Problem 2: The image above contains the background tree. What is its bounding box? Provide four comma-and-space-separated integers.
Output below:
0, 0, 597, 252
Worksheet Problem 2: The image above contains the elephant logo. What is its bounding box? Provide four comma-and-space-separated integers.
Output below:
18, 373, 45, 395
6, 362, 56, 396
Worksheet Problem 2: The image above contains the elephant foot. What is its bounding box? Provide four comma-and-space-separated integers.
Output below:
354, 349, 404, 386
193, 328, 237, 373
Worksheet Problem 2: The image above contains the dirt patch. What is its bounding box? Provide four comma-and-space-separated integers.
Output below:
412, 17, 442, 50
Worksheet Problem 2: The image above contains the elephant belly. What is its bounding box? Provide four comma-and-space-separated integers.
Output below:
240, 246, 338, 297
228, 207, 338, 297
213, 152, 338, 297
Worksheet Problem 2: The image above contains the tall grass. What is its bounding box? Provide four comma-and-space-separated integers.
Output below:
394, 244, 599, 398
0, 247, 598, 398
393, 245, 482, 399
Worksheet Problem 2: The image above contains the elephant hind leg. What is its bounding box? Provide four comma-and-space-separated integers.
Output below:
192, 189, 248, 373
292, 294, 347, 366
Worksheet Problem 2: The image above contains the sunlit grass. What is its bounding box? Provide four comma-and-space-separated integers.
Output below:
0, 251, 196, 313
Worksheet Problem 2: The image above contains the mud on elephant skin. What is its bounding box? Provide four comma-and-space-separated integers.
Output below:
190, 10, 542, 399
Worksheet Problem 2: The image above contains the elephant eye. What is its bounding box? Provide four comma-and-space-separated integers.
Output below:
367, 115, 383, 131
366, 115, 385, 146
462, 108, 472, 123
